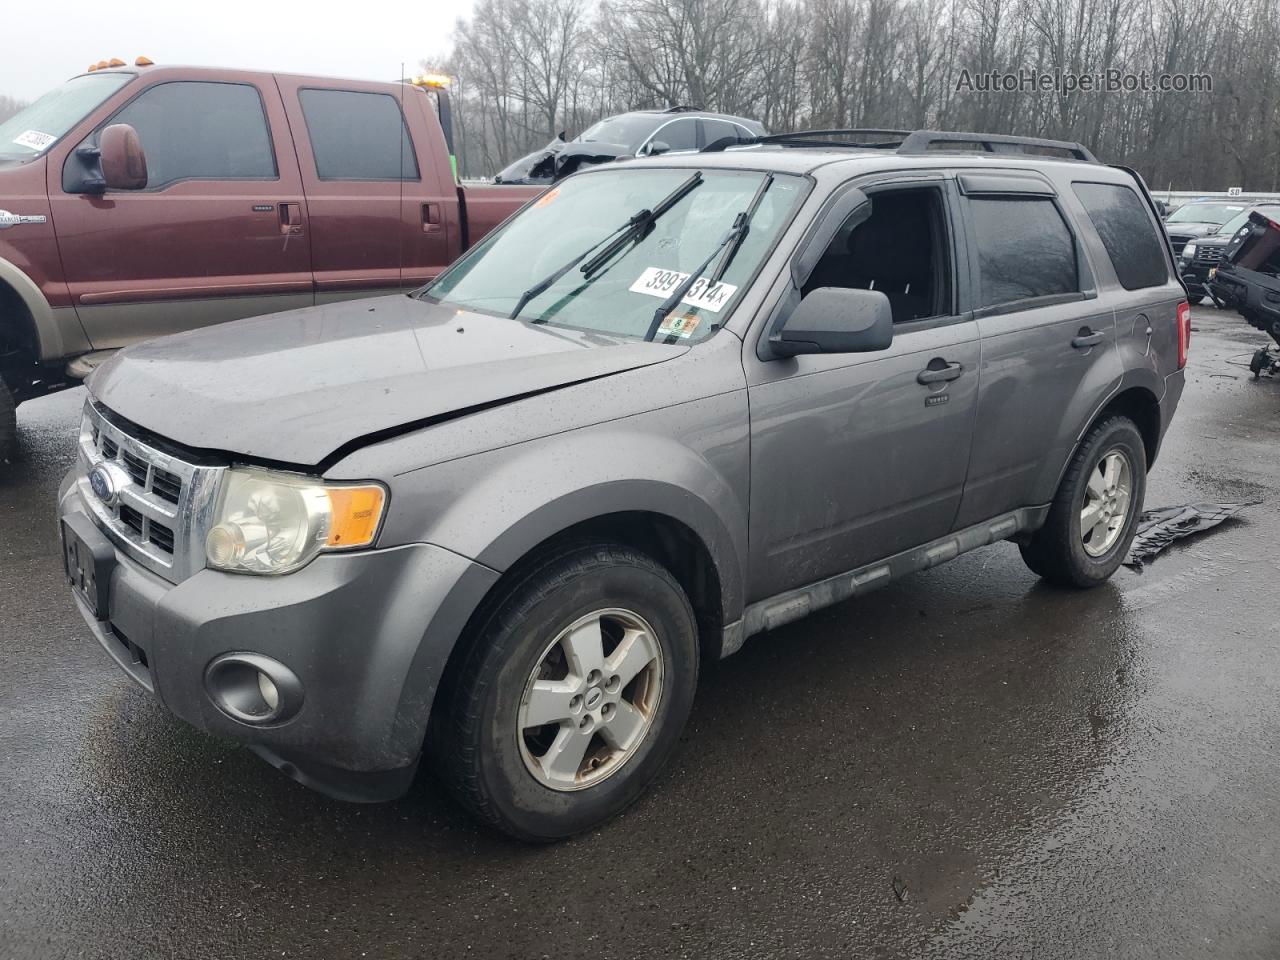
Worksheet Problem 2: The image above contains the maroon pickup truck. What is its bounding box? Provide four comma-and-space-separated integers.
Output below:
0, 62, 538, 460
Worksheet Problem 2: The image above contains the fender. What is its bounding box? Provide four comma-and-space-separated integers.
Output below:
0, 256, 66, 361
383, 412, 751, 632
1047, 363, 1164, 496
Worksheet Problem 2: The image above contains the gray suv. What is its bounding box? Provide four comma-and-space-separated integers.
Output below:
58, 129, 1188, 841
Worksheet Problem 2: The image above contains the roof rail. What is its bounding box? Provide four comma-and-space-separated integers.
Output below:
702, 127, 1099, 162
897, 130, 1097, 162
663, 105, 700, 113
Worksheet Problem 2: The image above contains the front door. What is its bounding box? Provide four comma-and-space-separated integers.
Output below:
745, 181, 979, 601
48, 76, 313, 350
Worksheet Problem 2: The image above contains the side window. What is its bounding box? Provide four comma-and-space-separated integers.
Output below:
1072, 182, 1170, 290
107, 81, 276, 188
652, 118, 697, 153
298, 89, 420, 181
702, 119, 746, 147
968, 197, 1079, 308
802, 187, 952, 324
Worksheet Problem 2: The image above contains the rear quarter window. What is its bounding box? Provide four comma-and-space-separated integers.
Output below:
1071, 182, 1170, 290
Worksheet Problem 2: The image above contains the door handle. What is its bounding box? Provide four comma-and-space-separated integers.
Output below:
423, 202, 442, 232
279, 202, 302, 235
1072, 328, 1105, 348
917, 359, 964, 384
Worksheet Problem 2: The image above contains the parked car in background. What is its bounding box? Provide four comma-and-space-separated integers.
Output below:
0, 63, 539, 462
1164, 198, 1258, 257
60, 128, 1186, 840
1209, 207, 1280, 373
1177, 202, 1280, 302
493, 107, 765, 184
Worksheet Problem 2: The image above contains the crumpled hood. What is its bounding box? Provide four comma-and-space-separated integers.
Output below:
89, 294, 685, 467
1166, 222, 1222, 239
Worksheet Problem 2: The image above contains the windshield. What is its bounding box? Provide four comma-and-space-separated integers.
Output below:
0, 73, 133, 161
575, 115, 660, 147
1167, 202, 1245, 225
425, 168, 806, 342
1220, 206, 1280, 235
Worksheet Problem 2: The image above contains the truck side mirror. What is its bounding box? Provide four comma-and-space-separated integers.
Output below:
768, 287, 894, 358
99, 124, 148, 190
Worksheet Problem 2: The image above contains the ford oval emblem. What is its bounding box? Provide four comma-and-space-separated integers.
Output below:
89, 464, 117, 506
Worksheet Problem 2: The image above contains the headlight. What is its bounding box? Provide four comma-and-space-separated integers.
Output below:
205, 467, 387, 575
1182, 243, 1197, 260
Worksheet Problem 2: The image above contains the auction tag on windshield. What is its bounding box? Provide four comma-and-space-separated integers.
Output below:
630, 267, 738, 312
13, 130, 55, 150
656, 312, 702, 339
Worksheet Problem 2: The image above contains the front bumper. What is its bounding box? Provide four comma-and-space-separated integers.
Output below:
59, 474, 499, 802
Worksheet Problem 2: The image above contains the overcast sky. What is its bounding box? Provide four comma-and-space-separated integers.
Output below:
1, 0, 475, 102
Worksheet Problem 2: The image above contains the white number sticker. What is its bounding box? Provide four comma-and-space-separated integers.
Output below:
628, 267, 738, 312
13, 130, 55, 151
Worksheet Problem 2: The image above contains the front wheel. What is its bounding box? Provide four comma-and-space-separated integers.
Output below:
442, 543, 699, 841
1020, 416, 1147, 587
0, 378, 16, 466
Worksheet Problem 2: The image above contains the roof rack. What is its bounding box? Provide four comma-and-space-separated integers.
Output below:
703, 127, 1098, 162
662, 105, 701, 113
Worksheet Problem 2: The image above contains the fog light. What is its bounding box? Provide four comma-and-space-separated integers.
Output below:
204, 653, 302, 725
258, 671, 280, 712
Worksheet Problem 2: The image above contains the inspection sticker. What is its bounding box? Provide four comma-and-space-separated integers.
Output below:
656, 312, 703, 339
629, 267, 737, 312
13, 130, 55, 151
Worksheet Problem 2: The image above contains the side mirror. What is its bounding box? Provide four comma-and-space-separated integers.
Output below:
769, 287, 894, 358
644, 140, 671, 157
99, 123, 147, 190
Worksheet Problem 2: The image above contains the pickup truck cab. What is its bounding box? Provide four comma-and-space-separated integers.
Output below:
59, 129, 1187, 841
0, 63, 536, 460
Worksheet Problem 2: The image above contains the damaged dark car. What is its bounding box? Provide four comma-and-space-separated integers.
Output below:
1210, 208, 1280, 375
493, 107, 765, 184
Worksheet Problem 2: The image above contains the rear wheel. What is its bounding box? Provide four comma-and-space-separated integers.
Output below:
1019, 416, 1146, 587
442, 543, 699, 841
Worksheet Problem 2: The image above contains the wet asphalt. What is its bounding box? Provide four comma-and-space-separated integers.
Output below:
1, 306, 1278, 959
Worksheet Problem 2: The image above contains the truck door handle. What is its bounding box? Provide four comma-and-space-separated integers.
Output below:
423, 202, 442, 232
1072, 328, 1105, 348
279, 202, 302, 235
917, 359, 964, 384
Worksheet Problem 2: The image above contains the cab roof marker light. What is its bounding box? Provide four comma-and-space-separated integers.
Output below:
108, 58, 126, 67
136, 56, 154, 66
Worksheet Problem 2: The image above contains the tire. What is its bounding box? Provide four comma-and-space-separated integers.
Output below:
442, 542, 699, 841
0, 378, 16, 467
1019, 416, 1147, 588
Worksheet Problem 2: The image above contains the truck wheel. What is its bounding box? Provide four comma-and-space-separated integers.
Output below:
0, 378, 16, 466
1019, 416, 1147, 588
443, 543, 699, 841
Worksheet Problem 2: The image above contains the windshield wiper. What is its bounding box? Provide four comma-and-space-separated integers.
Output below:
508, 172, 704, 321
644, 174, 773, 342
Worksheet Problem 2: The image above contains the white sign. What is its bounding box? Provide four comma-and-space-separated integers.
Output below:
12, 130, 55, 151
628, 267, 738, 312
1227, 187, 1243, 197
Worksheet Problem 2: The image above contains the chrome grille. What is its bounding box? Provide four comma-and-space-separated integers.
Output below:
1195, 246, 1225, 264
77, 402, 225, 583
1168, 234, 1193, 256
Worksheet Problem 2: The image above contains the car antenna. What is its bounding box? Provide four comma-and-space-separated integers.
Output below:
398, 62, 406, 294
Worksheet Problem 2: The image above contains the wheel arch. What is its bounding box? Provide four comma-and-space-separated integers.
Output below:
0, 258, 59, 362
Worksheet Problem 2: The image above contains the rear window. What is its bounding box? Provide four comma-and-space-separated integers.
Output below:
298, 89, 419, 181
1072, 182, 1169, 290
968, 197, 1079, 308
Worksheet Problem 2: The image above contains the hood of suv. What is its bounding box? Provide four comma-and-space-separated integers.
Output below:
89, 294, 686, 467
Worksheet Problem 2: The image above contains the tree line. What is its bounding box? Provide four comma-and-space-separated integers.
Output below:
0, 96, 27, 124
435, 0, 1280, 191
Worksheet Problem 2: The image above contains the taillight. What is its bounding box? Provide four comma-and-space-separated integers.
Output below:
1176, 300, 1191, 369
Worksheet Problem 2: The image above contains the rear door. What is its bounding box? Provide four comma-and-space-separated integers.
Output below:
277, 77, 456, 301
48, 76, 313, 349
952, 172, 1123, 527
